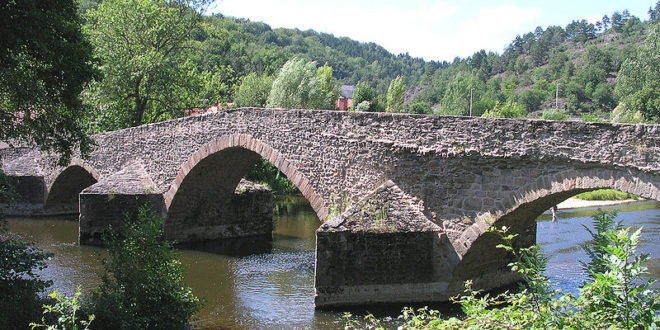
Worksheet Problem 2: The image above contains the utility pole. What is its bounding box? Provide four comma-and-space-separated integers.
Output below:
556, 83, 559, 109
469, 88, 473, 117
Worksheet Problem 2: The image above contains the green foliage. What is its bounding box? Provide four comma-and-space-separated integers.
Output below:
0, 220, 53, 329
245, 159, 298, 195
233, 73, 273, 107
481, 101, 527, 118
86, 206, 200, 329
611, 102, 645, 123
354, 101, 373, 112
409, 102, 432, 115
574, 189, 639, 201
615, 23, 660, 123
580, 210, 623, 279
579, 228, 659, 327
84, 0, 212, 129
266, 58, 337, 109
580, 113, 606, 122
351, 82, 377, 112
519, 88, 548, 112
1, 0, 95, 164
540, 108, 570, 120
386, 76, 406, 113
30, 288, 94, 330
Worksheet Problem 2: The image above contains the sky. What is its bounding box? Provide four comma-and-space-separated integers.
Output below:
210, 0, 656, 62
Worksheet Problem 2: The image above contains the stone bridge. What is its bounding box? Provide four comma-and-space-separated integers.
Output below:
1, 108, 659, 308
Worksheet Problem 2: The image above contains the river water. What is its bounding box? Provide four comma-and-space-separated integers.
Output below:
6, 198, 659, 329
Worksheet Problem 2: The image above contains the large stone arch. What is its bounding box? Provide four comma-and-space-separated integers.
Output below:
446, 166, 659, 296
45, 159, 100, 213
163, 134, 327, 241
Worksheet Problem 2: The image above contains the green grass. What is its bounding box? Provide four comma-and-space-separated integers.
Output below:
574, 189, 641, 201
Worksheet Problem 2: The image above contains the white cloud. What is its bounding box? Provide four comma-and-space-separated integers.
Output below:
212, 1, 539, 61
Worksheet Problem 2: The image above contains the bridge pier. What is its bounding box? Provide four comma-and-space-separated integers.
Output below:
314, 181, 459, 307
0, 175, 48, 216
77, 162, 274, 245
163, 180, 273, 243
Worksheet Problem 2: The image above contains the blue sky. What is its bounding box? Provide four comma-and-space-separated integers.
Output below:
210, 0, 655, 62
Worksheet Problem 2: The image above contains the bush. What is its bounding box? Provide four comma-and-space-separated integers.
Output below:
574, 189, 639, 201
540, 108, 569, 120
408, 102, 432, 114
353, 100, 372, 112
86, 206, 200, 329
348, 210, 660, 329
245, 158, 298, 195
481, 101, 527, 118
31, 288, 94, 330
580, 113, 606, 122
611, 102, 645, 124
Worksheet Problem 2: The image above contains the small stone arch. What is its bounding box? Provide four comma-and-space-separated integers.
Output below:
45, 160, 100, 210
164, 133, 328, 223
446, 167, 659, 296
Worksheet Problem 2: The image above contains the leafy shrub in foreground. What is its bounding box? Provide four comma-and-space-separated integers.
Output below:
86, 206, 200, 329
30, 288, 94, 330
345, 210, 660, 329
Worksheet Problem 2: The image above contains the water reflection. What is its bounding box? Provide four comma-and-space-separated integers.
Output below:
5, 199, 659, 329
536, 200, 660, 295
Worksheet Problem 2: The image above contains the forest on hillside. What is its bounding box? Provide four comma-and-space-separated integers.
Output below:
75, 0, 660, 132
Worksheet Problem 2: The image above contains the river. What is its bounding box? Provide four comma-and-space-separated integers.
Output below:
5, 198, 659, 329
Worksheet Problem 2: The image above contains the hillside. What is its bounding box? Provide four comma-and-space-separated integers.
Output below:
406, 11, 652, 118
189, 13, 434, 94
191, 7, 657, 120
77, 0, 660, 128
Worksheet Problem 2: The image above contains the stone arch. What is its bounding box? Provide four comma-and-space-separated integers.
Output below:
45, 161, 100, 211
164, 134, 327, 241
446, 167, 659, 296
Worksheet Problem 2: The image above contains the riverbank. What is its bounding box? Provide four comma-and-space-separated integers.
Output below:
556, 197, 639, 210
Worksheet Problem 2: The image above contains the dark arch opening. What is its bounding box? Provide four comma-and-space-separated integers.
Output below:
446, 187, 647, 296
45, 165, 97, 214
166, 146, 318, 243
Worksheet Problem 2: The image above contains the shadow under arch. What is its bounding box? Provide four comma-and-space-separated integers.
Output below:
45, 161, 99, 213
164, 134, 327, 242
446, 168, 659, 296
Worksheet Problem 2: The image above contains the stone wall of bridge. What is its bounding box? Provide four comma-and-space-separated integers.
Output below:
1, 108, 658, 307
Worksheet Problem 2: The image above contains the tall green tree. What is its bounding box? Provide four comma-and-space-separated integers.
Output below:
84, 0, 210, 129
350, 81, 376, 112
615, 23, 660, 123
1, 0, 95, 163
266, 58, 337, 109
234, 73, 274, 107
386, 76, 406, 113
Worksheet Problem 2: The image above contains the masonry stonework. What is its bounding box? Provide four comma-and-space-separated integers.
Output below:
1, 108, 658, 307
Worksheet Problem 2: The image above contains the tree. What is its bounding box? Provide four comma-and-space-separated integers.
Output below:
611, 11, 624, 32
233, 73, 273, 107
1, 0, 95, 163
86, 206, 200, 329
84, 0, 210, 129
266, 58, 337, 109
615, 24, 660, 122
651, 1, 660, 21
602, 15, 611, 30
309, 63, 338, 110
350, 82, 376, 112
386, 76, 406, 113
